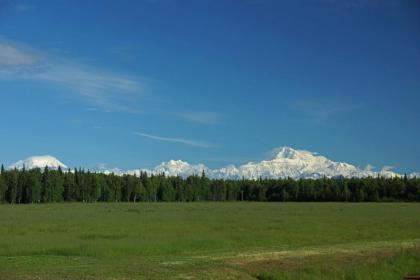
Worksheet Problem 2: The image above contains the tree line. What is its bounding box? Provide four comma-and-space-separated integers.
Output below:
0, 165, 419, 203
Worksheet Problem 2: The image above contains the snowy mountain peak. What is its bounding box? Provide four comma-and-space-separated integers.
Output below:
273, 147, 316, 161
153, 160, 206, 177
143, 146, 402, 180
9, 155, 68, 170
274, 146, 298, 158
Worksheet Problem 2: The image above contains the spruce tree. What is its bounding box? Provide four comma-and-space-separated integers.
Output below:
0, 172, 6, 202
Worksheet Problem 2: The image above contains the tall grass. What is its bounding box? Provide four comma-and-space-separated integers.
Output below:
0, 202, 419, 279
257, 249, 420, 280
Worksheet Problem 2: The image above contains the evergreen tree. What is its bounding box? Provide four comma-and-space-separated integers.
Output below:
132, 177, 144, 202
5, 169, 18, 203
158, 179, 174, 202
27, 169, 42, 203
0, 165, 418, 204
0, 172, 6, 202
41, 166, 51, 202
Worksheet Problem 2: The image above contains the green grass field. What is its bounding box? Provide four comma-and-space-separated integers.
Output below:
0, 202, 419, 279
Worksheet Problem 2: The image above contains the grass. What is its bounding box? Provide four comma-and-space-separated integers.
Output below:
0, 202, 419, 279
256, 249, 420, 280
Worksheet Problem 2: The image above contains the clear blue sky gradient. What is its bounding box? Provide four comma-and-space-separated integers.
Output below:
0, 0, 419, 172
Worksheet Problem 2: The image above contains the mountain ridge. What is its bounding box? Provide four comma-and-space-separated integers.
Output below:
8, 147, 410, 179
128, 147, 403, 179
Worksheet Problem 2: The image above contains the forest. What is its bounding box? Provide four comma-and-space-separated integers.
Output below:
0, 165, 419, 204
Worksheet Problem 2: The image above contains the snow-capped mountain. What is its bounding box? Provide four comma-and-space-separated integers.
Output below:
153, 160, 210, 177
7, 147, 406, 179
9, 155, 68, 170
129, 147, 402, 179
235, 147, 360, 179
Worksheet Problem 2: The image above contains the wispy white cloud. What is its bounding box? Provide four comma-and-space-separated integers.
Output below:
0, 43, 38, 65
179, 111, 224, 125
0, 41, 143, 114
133, 131, 213, 148
33, 63, 144, 114
291, 99, 360, 122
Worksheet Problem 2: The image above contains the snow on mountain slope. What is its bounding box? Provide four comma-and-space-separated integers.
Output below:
236, 147, 361, 179
8, 147, 405, 179
9, 155, 68, 170
153, 160, 210, 177
128, 147, 402, 179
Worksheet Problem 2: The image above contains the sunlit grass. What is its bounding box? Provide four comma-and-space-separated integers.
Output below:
0, 202, 419, 279
256, 249, 420, 280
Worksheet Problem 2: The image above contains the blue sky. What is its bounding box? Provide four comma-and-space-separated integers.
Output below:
0, 0, 419, 172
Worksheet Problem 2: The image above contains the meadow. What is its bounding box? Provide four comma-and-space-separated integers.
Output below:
0, 202, 419, 279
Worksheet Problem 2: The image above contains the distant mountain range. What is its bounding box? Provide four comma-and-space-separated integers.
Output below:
7, 147, 417, 179
130, 147, 402, 179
